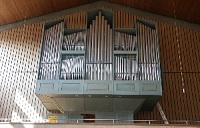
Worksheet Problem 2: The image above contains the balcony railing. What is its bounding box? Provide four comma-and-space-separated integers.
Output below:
0, 118, 199, 125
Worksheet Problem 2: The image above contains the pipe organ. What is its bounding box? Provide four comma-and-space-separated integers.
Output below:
36, 9, 162, 122
86, 12, 112, 81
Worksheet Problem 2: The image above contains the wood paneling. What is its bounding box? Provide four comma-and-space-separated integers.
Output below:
109, 0, 200, 24
0, 0, 200, 26
114, 10, 135, 28
0, 22, 48, 120
134, 16, 200, 123
63, 11, 87, 29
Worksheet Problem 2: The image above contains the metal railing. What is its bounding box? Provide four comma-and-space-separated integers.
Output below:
0, 118, 199, 125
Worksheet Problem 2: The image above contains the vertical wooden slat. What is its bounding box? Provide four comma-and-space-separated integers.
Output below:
194, 73, 200, 122
83, 11, 86, 29
171, 24, 180, 72
178, 27, 184, 72
177, 73, 183, 122
183, 27, 189, 72
191, 75, 198, 122
171, 73, 178, 121
183, 28, 189, 72
195, 30, 200, 72
163, 23, 170, 72
194, 30, 200, 72
158, 22, 167, 72
126, 12, 129, 28
190, 73, 196, 121
177, 72, 185, 120
166, 23, 172, 72
188, 29, 194, 71
191, 29, 198, 72
114, 10, 117, 28
131, 14, 135, 28
194, 72, 200, 121
190, 29, 198, 72
176, 26, 186, 118
117, 10, 120, 28
186, 73, 193, 120
122, 11, 124, 28
188, 28, 194, 72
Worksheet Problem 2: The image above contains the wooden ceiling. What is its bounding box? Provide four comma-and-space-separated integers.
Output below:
0, 0, 200, 26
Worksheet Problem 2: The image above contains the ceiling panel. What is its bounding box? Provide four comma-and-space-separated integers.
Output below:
0, 0, 199, 26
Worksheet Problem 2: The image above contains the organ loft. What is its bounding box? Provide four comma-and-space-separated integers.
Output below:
36, 9, 162, 122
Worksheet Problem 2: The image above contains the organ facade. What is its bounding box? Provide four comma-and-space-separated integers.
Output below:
36, 9, 162, 121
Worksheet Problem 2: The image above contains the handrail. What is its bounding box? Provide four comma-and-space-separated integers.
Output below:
0, 118, 199, 125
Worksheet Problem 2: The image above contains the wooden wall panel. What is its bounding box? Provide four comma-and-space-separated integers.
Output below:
178, 27, 198, 72
114, 10, 135, 28
154, 22, 180, 73
63, 11, 87, 29
134, 17, 200, 123
0, 23, 48, 121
